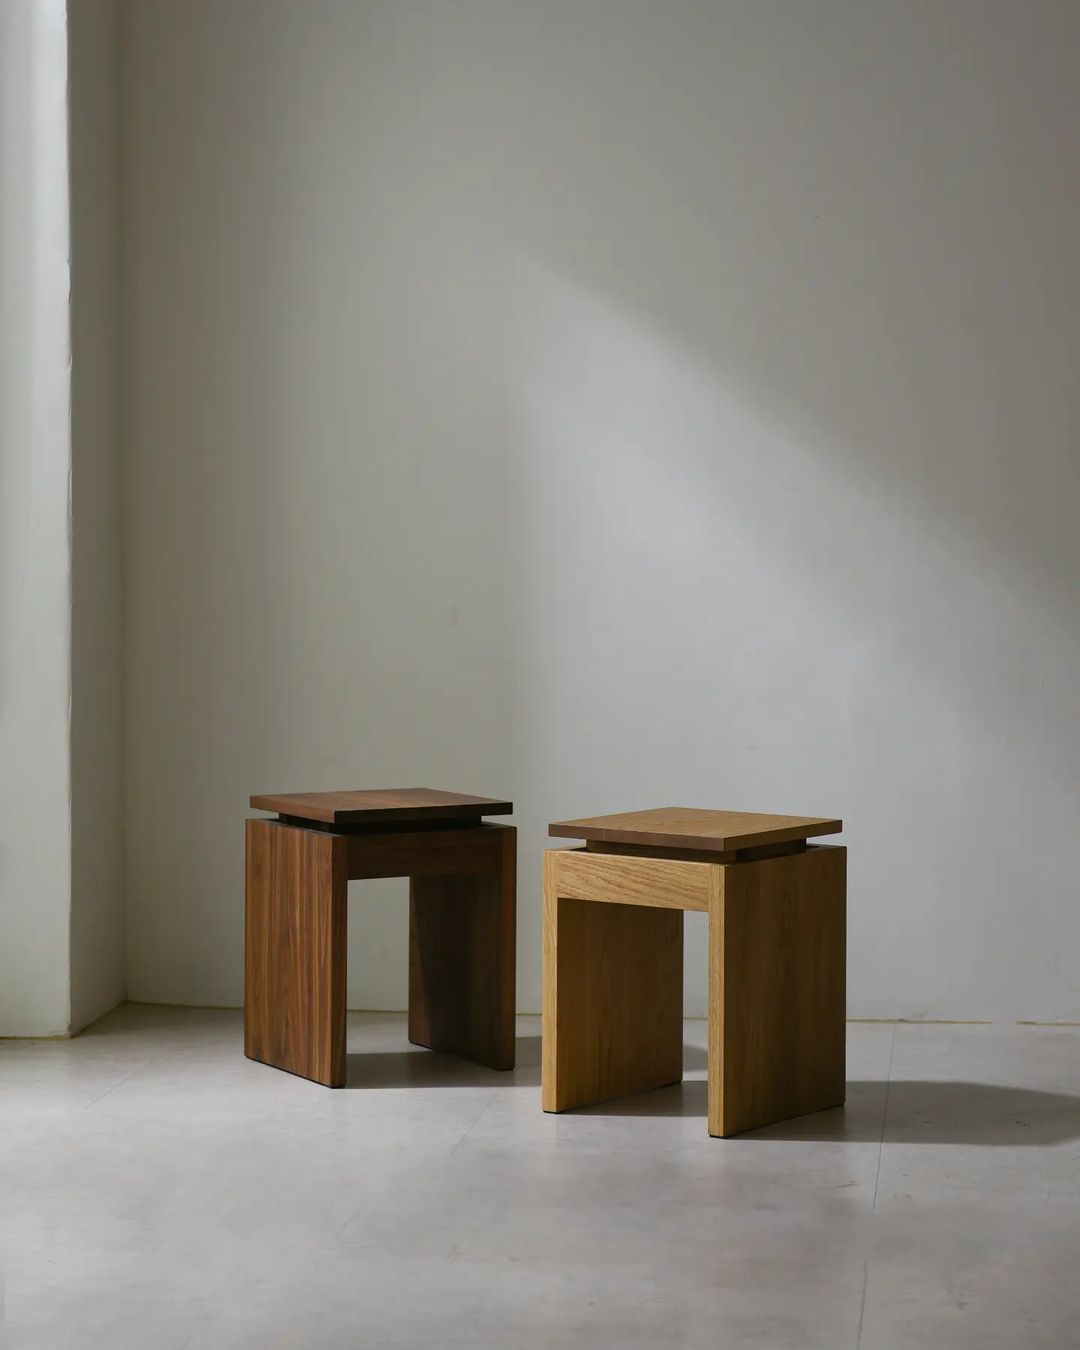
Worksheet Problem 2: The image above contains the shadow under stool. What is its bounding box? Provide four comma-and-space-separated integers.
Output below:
542, 807, 845, 1136
245, 787, 516, 1086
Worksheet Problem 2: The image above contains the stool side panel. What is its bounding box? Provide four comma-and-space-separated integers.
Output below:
407, 826, 516, 1070
709, 846, 846, 1136
542, 853, 683, 1112
541, 852, 561, 1110
244, 819, 347, 1086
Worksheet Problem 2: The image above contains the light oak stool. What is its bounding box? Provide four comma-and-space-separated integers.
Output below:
542, 807, 845, 1136
245, 788, 515, 1086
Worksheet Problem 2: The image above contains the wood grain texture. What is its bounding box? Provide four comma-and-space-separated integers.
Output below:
555, 846, 711, 911
345, 825, 508, 881
250, 787, 512, 827
408, 826, 516, 1070
584, 839, 807, 864
542, 852, 683, 1112
245, 818, 348, 1086
245, 819, 516, 1086
708, 846, 847, 1137
549, 806, 841, 852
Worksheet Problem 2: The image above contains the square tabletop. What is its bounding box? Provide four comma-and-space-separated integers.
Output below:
548, 806, 841, 853
251, 787, 513, 828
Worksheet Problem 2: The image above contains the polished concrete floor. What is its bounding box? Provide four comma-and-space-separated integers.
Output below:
2, 1007, 1080, 1349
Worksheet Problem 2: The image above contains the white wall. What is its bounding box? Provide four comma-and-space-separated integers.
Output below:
0, 0, 74, 1035
69, 0, 125, 1032
0, 0, 124, 1036
122, 0, 1080, 1021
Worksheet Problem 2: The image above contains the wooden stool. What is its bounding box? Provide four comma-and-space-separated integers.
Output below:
245, 788, 515, 1086
542, 807, 845, 1136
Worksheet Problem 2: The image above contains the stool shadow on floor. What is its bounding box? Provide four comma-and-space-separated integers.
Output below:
580, 1079, 1080, 1146
345, 1036, 542, 1088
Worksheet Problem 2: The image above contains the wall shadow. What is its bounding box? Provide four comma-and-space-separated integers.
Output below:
121, 2, 1080, 1026
499, 3, 1080, 1026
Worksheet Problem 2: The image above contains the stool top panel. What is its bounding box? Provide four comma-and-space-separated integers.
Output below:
251, 787, 513, 826
548, 807, 841, 852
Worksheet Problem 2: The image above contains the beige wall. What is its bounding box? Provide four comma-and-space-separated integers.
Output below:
121, 0, 1080, 1019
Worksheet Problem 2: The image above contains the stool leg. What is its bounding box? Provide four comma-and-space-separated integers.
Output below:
244, 819, 348, 1086
408, 827, 516, 1070
708, 846, 846, 1136
542, 854, 683, 1112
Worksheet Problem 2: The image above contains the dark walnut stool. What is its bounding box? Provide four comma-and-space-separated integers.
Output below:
245, 788, 515, 1086
542, 807, 845, 1137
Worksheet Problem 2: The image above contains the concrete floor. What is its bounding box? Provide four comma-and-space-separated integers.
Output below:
2, 1008, 1080, 1349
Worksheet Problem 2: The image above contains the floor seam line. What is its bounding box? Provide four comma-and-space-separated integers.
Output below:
870, 1023, 896, 1214
82, 1059, 155, 1111
855, 1260, 869, 1350
450, 1091, 498, 1155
